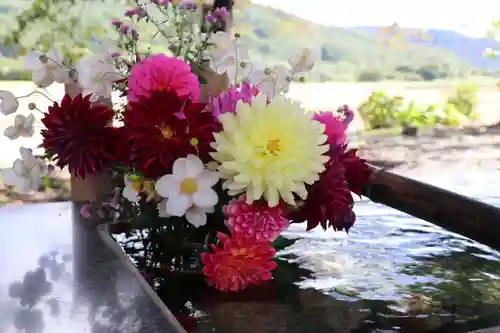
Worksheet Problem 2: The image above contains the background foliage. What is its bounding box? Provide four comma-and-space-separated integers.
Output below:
0, 0, 499, 81
357, 84, 478, 130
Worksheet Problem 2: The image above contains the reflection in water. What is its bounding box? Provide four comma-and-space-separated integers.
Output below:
4, 251, 68, 333
115, 169, 500, 333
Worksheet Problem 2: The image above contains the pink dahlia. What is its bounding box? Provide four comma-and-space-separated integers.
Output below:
224, 196, 288, 242
312, 111, 347, 147
201, 232, 277, 292
127, 54, 200, 102
208, 82, 259, 119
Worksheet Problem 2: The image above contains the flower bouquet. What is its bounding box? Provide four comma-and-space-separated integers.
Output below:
0, 0, 370, 292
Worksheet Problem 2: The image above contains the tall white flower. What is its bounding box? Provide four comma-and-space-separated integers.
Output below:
155, 155, 219, 227
24, 48, 71, 88
75, 55, 122, 101
206, 31, 249, 82
247, 65, 290, 98
1, 147, 48, 193
3, 114, 35, 140
0, 90, 19, 115
288, 48, 315, 74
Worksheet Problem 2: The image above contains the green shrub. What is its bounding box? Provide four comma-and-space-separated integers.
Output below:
446, 83, 478, 119
0, 57, 31, 81
358, 91, 470, 130
440, 103, 469, 125
357, 91, 404, 129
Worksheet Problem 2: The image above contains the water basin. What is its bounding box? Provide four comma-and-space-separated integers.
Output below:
115, 168, 500, 333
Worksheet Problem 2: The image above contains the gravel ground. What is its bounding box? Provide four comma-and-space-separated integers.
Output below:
356, 125, 500, 173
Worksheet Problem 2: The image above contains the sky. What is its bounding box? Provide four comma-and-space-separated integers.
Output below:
251, 0, 500, 37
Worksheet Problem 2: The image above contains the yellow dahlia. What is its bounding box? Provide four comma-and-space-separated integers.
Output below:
211, 93, 329, 207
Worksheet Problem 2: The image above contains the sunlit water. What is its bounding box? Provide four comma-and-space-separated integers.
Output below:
117, 168, 500, 333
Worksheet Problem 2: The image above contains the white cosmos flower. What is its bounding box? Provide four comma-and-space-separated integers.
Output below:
155, 155, 219, 227
288, 48, 315, 74
4, 114, 35, 140
157, 199, 215, 227
122, 174, 141, 203
206, 31, 249, 83
24, 48, 71, 88
75, 55, 122, 101
247, 65, 290, 98
0, 90, 19, 115
1, 147, 48, 193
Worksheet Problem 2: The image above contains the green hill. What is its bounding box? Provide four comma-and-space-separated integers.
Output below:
233, 4, 473, 81
0, 0, 476, 81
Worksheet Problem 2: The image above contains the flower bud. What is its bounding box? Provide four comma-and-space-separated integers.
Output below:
38, 54, 49, 64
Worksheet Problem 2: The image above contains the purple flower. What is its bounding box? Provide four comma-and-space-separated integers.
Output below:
205, 14, 217, 24
178, 0, 197, 10
111, 19, 122, 28
208, 82, 259, 119
80, 204, 92, 219
124, 9, 136, 17
124, 7, 147, 18
129, 28, 139, 40
213, 7, 229, 22
119, 25, 130, 34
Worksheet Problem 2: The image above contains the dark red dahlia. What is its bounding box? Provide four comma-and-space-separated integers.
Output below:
113, 126, 133, 166
40, 94, 118, 179
123, 89, 220, 178
289, 158, 355, 232
337, 146, 371, 195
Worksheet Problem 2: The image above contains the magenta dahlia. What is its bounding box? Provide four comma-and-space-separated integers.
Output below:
40, 94, 119, 179
312, 111, 347, 147
224, 196, 288, 242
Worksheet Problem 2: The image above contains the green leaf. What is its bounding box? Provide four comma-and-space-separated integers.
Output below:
197, 75, 208, 85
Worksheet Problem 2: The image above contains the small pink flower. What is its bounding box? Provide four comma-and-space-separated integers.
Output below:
128, 54, 200, 103
312, 111, 347, 147
80, 204, 92, 219
201, 232, 277, 292
111, 19, 122, 28
213, 7, 229, 22
339, 104, 354, 125
208, 82, 259, 119
179, 0, 197, 10
224, 196, 288, 242
205, 14, 217, 24
119, 25, 130, 34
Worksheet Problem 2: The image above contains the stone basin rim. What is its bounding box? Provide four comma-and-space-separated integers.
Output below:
96, 222, 188, 333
